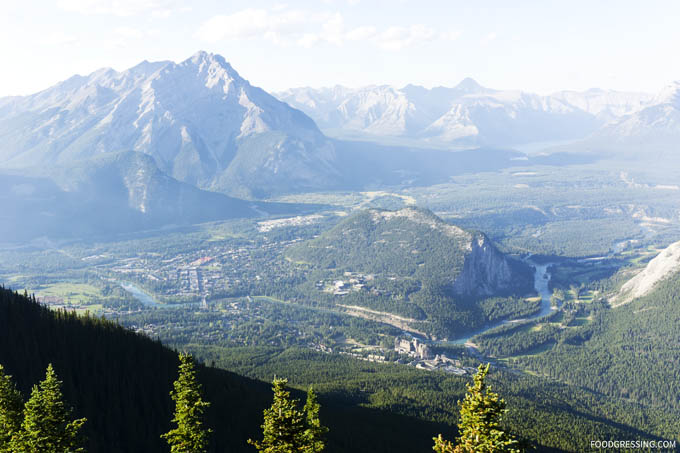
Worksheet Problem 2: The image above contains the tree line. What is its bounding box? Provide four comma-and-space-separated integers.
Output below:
3, 284, 675, 451
1, 356, 520, 453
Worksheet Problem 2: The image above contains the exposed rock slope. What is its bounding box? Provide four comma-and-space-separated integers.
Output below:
612, 240, 680, 306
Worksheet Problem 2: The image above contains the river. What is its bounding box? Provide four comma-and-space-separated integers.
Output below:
120, 282, 203, 309
437, 259, 556, 346
120, 282, 162, 307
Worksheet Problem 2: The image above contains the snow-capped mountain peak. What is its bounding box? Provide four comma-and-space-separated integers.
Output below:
652, 80, 680, 106
593, 81, 680, 146
276, 81, 638, 146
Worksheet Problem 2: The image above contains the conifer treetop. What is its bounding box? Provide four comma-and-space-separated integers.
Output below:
162, 353, 212, 453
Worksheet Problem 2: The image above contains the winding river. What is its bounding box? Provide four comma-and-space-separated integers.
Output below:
440, 259, 556, 346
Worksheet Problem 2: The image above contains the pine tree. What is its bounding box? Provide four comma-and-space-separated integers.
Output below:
433, 364, 520, 453
14, 364, 87, 453
302, 387, 327, 453
248, 378, 308, 453
432, 434, 457, 453
0, 365, 23, 453
161, 353, 211, 453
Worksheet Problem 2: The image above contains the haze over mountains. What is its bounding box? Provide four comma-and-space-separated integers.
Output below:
1, 50, 679, 242
3, 45, 680, 452
593, 81, 680, 150
0, 151, 267, 242
0, 51, 340, 198
276, 81, 667, 147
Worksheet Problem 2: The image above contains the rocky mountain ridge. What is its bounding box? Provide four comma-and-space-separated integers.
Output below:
276, 80, 653, 147
0, 51, 340, 198
593, 81, 680, 150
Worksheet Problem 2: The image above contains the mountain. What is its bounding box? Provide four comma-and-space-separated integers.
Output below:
276, 81, 651, 147
550, 88, 652, 123
512, 254, 680, 423
286, 207, 534, 337
0, 151, 268, 242
0, 51, 340, 198
0, 53, 606, 204
592, 81, 680, 151
612, 240, 680, 306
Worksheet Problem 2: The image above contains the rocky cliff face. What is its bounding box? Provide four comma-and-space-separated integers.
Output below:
612, 240, 680, 306
452, 232, 517, 297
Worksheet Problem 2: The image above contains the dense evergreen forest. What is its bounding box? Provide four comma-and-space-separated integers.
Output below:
514, 274, 680, 414
0, 286, 460, 452
2, 283, 678, 452
183, 343, 679, 451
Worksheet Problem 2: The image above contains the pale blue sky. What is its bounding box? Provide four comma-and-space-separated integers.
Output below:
1, 0, 678, 96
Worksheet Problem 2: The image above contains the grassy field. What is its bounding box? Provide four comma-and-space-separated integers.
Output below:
75, 304, 104, 315
30, 282, 102, 304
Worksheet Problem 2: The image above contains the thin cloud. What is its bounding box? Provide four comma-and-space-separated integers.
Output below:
195, 8, 312, 43
105, 27, 157, 49
196, 7, 450, 51
40, 32, 79, 46
376, 24, 436, 51
346, 26, 377, 41
440, 30, 462, 41
481, 32, 497, 44
298, 33, 320, 48
57, 0, 184, 17
115, 27, 145, 39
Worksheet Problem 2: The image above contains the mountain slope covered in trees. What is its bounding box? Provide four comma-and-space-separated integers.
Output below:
0, 286, 458, 453
2, 285, 678, 451
515, 250, 680, 417
286, 207, 534, 337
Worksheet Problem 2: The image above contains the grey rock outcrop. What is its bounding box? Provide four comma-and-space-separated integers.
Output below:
452, 233, 519, 297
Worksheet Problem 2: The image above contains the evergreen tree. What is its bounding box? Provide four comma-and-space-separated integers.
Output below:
249, 378, 308, 453
14, 364, 86, 453
0, 365, 23, 453
302, 387, 327, 453
432, 434, 456, 453
161, 353, 212, 453
433, 364, 520, 453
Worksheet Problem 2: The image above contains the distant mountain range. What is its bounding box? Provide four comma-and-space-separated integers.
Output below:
1, 51, 678, 241
592, 81, 680, 150
276, 81, 659, 147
